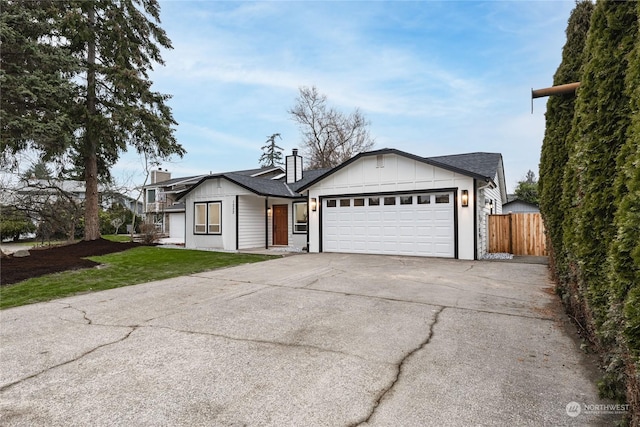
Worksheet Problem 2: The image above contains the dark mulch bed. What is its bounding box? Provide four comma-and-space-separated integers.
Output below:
1, 239, 142, 286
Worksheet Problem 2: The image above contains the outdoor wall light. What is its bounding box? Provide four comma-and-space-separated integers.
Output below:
311, 198, 317, 212
461, 190, 469, 207
267, 207, 272, 216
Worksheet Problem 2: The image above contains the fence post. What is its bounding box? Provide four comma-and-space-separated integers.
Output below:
508, 213, 513, 255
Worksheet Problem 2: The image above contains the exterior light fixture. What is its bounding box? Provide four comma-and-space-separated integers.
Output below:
311, 198, 317, 212
461, 190, 469, 207
267, 207, 272, 216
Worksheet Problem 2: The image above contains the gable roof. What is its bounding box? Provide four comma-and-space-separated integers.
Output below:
143, 167, 284, 190
297, 148, 504, 192
175, 168, 331, 200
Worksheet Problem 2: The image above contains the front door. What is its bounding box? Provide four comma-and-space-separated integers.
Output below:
273, 205, 288, 246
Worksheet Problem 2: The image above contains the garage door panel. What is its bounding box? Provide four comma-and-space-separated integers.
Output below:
323, 192, 454, 258
367, 212, 381, 221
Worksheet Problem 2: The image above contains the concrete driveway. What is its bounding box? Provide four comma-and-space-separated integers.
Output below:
0, 253, 618, 426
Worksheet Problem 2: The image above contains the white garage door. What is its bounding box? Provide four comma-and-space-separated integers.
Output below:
322, 192, 455, 258
169, 212, 185, 241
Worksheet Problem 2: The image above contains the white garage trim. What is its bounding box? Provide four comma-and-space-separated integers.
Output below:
320, 189, 458, 258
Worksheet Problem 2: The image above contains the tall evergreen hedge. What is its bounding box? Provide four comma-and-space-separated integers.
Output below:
540, 1, 639, 421
539, 0, 593, 283
563, 1, 636, 329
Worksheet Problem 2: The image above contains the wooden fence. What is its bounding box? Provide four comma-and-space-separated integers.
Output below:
488, 213, 547, 256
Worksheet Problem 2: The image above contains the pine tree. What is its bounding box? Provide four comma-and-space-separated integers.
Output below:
1, 0, 185, 241
539, 0, 593, 282
259, 133, 284, 167
514, 170, 539, 205
0, 0, 78, 166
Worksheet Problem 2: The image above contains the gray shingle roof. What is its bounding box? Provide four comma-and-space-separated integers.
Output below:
223, 172, 296, 198
427, 152, 502, 180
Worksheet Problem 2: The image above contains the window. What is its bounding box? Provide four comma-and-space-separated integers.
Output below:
400, 196, 413, 205
327, 199, 337, 208
293, 202, 307, 233
340, 199, 350, 207
208, 202, 221, 233
354, 198, 365, 207
194, 203, 206, 234
194, 202, 221, 234
147, 189, 156, 203
435, 194, 450, 204
369, 197, 380, 206
384, 197, 396, 205
418, 195, 431, 204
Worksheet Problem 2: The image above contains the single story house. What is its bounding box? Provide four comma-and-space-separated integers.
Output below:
502, 195, 540, 214
177, 148, 506, 260
142, 167, 282, 240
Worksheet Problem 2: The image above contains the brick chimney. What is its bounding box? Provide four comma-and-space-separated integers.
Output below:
151, 169, 171, 184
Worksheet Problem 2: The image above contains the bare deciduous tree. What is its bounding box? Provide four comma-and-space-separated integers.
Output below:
288, 86, 375, 168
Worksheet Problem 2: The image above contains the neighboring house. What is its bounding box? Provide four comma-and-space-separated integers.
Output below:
14, 179, 143, 214
177, 148, 507, 260
143, 170, 205, 238
502, 195, 540, 213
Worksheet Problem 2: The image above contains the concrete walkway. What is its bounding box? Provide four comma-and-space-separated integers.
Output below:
0, 254, 619, 426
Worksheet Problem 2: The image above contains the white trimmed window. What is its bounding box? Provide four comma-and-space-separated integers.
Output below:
194, 202, 222, 234
293, 202, 307, 233
208, 202, 221, 234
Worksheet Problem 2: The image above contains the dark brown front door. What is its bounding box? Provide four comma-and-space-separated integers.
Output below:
273, 205, 288, 246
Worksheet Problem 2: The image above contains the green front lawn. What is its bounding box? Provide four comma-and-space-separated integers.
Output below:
101, 234, 133, 242
0, 247, 275, 310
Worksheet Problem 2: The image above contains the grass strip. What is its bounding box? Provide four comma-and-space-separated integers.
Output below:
0, 247, 275, 309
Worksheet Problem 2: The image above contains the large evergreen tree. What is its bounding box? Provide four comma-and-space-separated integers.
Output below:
0, 0, 78, 167
562, 1, 637, 328
538, 0, 593, 282
1, 0, 185, 241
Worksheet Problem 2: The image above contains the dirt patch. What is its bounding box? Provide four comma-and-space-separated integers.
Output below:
1, 239, 143, 286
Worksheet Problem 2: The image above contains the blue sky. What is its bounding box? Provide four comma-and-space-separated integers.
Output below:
114, 0, 576, 192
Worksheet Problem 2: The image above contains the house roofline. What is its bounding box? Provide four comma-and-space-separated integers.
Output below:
175, 174, 305, 201
297, 148, 496, 192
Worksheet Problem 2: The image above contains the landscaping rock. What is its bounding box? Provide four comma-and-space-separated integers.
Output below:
12, 249, 31, 258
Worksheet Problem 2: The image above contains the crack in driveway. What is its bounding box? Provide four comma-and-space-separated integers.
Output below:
144, 324, 382, 364
349, 306, 445, 426
0, 326, 137, 393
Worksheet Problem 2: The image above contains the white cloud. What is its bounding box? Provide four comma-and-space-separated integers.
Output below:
120, 0, 577, 191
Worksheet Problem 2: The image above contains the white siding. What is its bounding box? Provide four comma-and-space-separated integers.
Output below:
238, 196, 265, 249
184, 178, 253, 251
